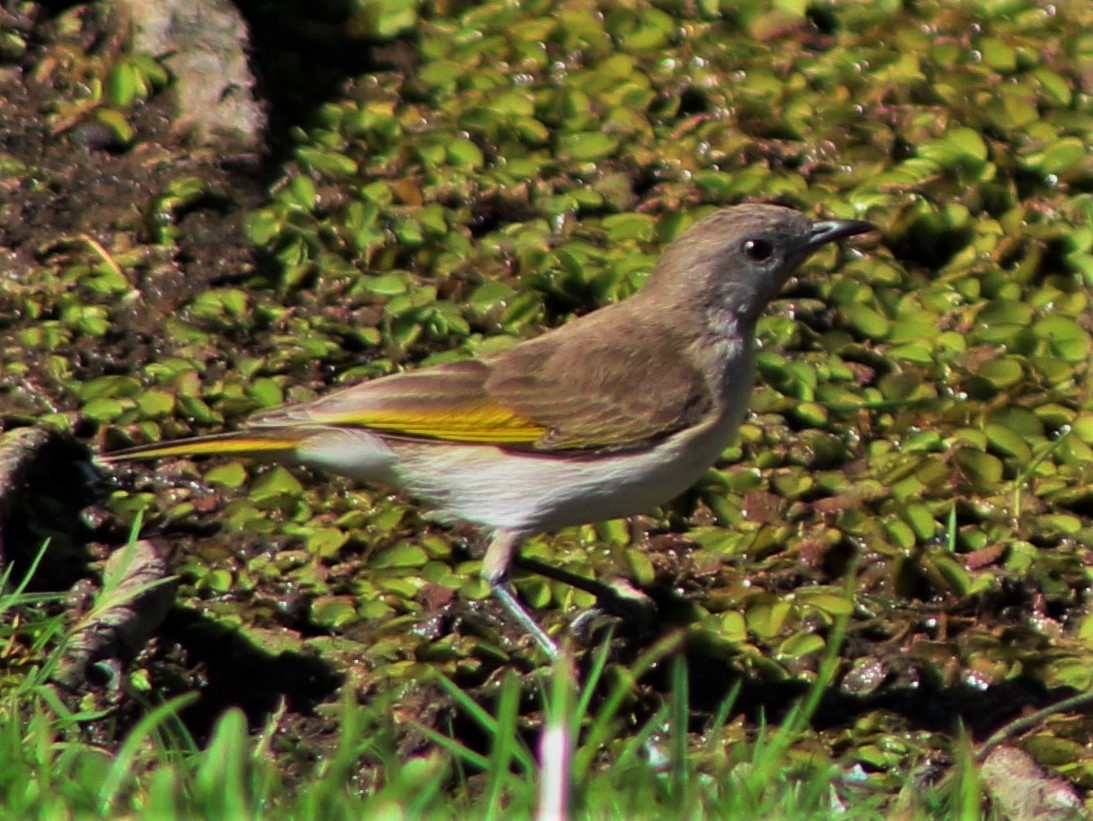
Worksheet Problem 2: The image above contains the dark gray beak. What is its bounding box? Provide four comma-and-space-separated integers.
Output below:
808, 218, 876, 249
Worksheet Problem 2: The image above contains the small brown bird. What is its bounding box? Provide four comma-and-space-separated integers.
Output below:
105, 204, 874, 656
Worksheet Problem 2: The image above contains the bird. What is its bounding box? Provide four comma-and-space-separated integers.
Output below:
103, 203, 875, 658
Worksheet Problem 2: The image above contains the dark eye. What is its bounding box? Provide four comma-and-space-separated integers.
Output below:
743, 238, 773, 261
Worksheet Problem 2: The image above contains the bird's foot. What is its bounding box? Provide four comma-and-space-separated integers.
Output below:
569, 577, 657, 646
511, 555, 658, 646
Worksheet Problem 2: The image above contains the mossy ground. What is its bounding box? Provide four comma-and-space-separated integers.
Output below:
2, 0, 1093, 812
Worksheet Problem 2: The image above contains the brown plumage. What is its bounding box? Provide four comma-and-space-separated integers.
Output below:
105, 204, 875, 656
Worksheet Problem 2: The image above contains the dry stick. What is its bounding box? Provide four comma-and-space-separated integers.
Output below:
976, 690, 1093, 761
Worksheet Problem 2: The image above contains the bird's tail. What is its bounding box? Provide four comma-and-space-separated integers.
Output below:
102, 429, 309, 462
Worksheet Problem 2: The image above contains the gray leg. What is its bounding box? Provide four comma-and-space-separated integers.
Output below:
482, 529, 560, 659
513, 554, 656, 632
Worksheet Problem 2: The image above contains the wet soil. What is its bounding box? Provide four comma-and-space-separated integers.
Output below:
0, 0, 397, 775
0, 0, 1085, 797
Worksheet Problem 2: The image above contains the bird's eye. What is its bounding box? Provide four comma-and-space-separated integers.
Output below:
742, 238, 774, 261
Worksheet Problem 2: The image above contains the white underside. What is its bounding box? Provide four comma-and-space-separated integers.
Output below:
293, 384, 752, 535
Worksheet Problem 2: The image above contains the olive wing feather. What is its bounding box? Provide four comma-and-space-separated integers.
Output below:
247, 330, 713, 452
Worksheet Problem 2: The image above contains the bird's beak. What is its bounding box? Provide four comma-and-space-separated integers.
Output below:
808, 218, 876, 249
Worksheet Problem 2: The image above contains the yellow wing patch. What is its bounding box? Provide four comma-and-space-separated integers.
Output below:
323, 401, 548, 444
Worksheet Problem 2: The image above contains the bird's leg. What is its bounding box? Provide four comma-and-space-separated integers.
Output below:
513, 554, 656, 634
482, 529, 560, 660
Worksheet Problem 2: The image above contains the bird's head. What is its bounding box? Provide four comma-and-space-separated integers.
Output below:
643, 204, 875, 330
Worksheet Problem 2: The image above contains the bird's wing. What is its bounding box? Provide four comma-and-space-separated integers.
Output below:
249, 323, 714, 453
484, 323, 714, 452
248, 359, 549, 445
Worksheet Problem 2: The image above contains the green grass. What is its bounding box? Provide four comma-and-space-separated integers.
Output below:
0, 542, 980, 819
6, 0, 1093, 815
